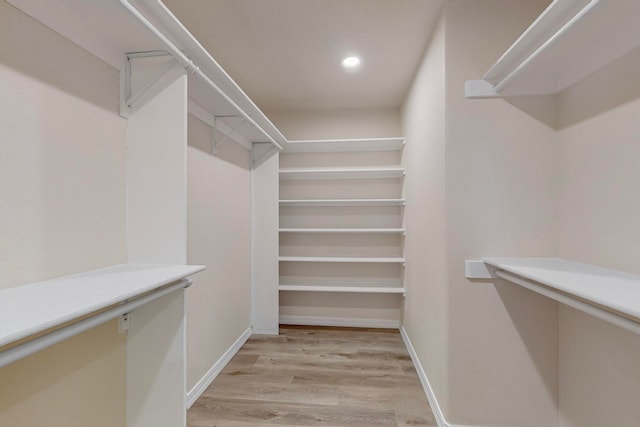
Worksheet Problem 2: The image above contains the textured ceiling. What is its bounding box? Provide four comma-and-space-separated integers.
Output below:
163, 0, 446, 112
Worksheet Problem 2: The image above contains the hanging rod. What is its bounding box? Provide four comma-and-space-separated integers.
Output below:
494, 270, 640, 336
0, 278, 191, 368
116, 0, 283, 151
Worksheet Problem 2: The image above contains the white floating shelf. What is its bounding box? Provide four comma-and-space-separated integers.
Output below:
285, 137, 405, 153
0, 264, 204, 349
279, 256, 406, 264
279, 228, 405, 234
279, 285, 405, 294
279, 167, 405, 180
465, 0, 640, 98
279, 199, 406, 207
481, 257, 640, 335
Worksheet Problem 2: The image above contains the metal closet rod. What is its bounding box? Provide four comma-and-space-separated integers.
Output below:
493, 0, 601, 93
116, 0, 283, 151
494, 270, 640, 336
0, 279, 191, 368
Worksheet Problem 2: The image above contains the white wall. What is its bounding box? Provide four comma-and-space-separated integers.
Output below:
556, 47, 640, 427
0, 2, 127, 425
186, 115, 253, 388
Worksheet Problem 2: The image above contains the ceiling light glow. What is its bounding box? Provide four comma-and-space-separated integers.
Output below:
342, 56, 361, 69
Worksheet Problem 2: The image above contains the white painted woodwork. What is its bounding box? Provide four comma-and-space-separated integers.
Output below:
465, 0, 640, 97
280, 199, 406, 207
279, 228, 405, 234
126, 290, 186, 427
279, 167, 405, 180
126, 73, 188, 265
251, 151, 280, 335
483, 257, 640, 327
125, 74, 190, 427
0, 264, 202, 349
279, 285, 405, 294
285, 137, 405, 152
279, 256, 406, 264
6, 0, 287, 149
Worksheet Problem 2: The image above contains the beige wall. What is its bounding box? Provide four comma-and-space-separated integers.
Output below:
400, 11, 449, 414
265, 108, 401, 140
444, 2, 558, 425
556, 47, 640, 427
186, 115, 253, 391
0, 2, 127, 426
402, 0, 559, 425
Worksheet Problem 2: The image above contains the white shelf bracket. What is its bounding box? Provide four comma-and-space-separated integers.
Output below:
213, 115, 249, 154
464, 80, 499, 99
120, 50, 177, 117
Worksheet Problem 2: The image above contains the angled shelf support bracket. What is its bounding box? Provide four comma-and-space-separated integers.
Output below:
464, 80, 499, 99
212, 115, 249, 154
120, 50, 178, 117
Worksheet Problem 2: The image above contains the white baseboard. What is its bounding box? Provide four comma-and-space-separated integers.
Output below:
400, 326, 475, 427
186, 326, 252, 408
280, 315, 400, 329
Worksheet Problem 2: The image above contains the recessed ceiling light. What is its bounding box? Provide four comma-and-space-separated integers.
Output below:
342, 56, 361, 70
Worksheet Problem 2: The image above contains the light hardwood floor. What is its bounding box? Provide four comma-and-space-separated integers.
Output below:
188, 325, 437, 426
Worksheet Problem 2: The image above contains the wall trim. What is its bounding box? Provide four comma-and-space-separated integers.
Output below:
186, 326, 252, 408
399, 326, 475, 427
280, 315, 400, 329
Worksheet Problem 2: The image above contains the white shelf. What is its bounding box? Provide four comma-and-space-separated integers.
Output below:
465, 0, 640, 97
7, 0, 287, 150
279, 256, 406, 264
279, 167, 405, 180
279, 199, 406, 207
279, 285, 405, 294
0, 263, 204, 348
285, 137, 405, 153
481, 257, 640, 335
279, 228, 405, 234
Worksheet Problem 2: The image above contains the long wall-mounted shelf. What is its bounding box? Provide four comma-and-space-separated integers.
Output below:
7, 0, 287, 151
279, 167, 405, 180
465, 0, 640, 98
0, 263, 204, 367
279, 228, 405, 234
279, 256, 406, 264
279, 285, 405, 294
285, 137, 405, 153
466, 257, 640, 336
280, 199, 406, 207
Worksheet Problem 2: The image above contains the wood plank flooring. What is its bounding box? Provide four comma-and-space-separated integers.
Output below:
188, 326, 437, 426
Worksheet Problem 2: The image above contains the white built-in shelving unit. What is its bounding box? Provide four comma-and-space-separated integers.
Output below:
465, 0, 640, 98
0, 264, 203, 367
8, 0, 287, 152
280, 228, 406, 234
4, 1, 288, 425
280, 199, 406, 207
279, 138, 406, 328
466, 257, 640, 336
280, 167, 406, 180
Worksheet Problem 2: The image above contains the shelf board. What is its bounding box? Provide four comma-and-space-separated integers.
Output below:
482, 257, 640, 334
279, 199, 406, 207
279, 285, 405, 294
279, 256, 405, 264
7, 0, 287, 150
279, 167, 405, 180
279, 228, 405, 234
465, 0, 640, 97
285, 137, 405, 153
0, 263, 204, 348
